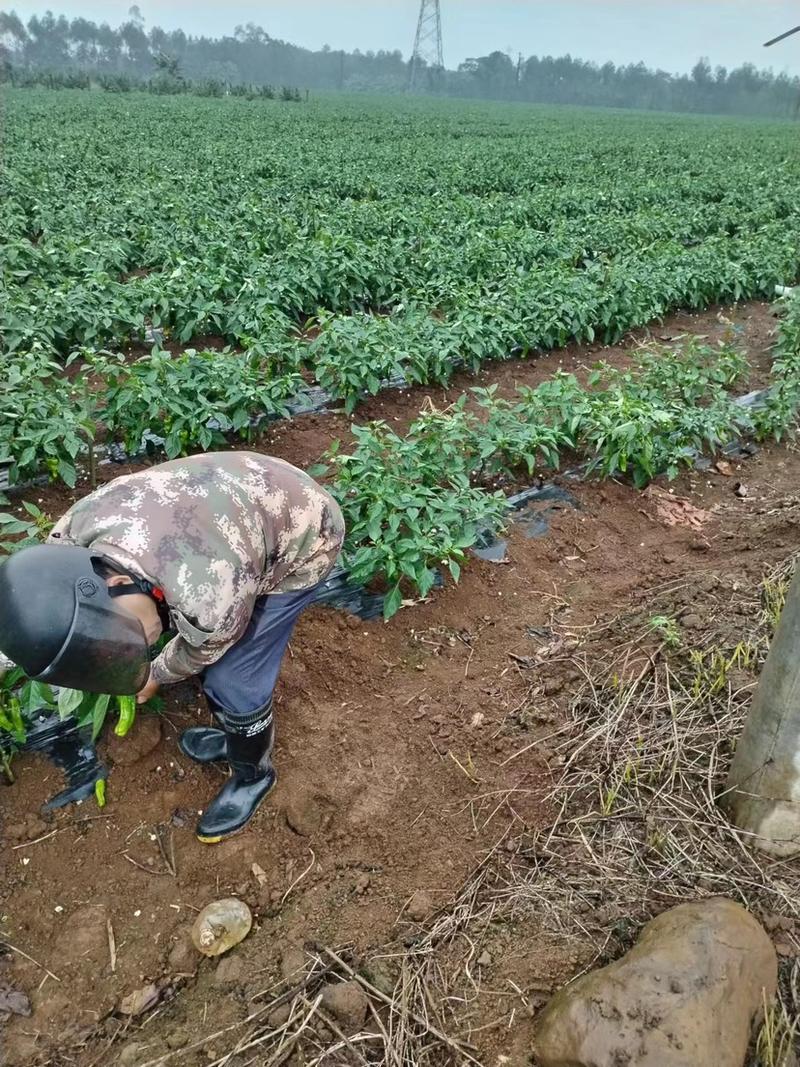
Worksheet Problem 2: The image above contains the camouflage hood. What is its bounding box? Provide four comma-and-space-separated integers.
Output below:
47, 452, 345, 685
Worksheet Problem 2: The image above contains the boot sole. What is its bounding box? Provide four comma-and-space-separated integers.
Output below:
196, 775, 278, 844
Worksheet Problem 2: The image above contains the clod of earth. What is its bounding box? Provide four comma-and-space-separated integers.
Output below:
0, 986, 31, 1019
104, 713, 162, 766
360, 957, 398, 997
191, 897, 252, 957
117, 1042, 151, 1067
267, 1003, 292, 1030
165, 1027, 190, 1050
283, 791, 325, 836
214, 954, 246, 987
405, 888, 435, 922
280, 944, 308, 982
533, 897, 777, 1067
53, 903, 109, 970
166, 927, 200, 974
320, 979, 370, 1033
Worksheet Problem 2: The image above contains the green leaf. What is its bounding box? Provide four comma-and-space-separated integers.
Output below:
382, 583, 403, 620
57, 459, 77, 487
306, 463, 329, 479
90, 693, 112, 741
23, 680, 54, 715
57, 687, 84, 720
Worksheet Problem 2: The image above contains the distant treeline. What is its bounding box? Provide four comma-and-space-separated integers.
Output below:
2, 8, 799, 118
6, 65, 304, 100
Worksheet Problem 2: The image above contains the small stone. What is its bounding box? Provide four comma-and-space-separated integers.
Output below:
118, 1043, 150, 1067
119, 983, 160, 1017
166, 1028, 190, 1050
734, 483, 749, 499
544, 678, 564, 696
406, 889, 435, 923
476, 950, 492, 968
680, 614, 703, 630
355, 874, 371, 894
320, 980, 369, 1033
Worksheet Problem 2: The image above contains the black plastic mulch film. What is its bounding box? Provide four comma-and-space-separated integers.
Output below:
20, 713, 107, 811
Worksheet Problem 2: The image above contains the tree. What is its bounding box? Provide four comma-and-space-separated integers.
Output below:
153, 50, 180, 78
4, 8, 799, 118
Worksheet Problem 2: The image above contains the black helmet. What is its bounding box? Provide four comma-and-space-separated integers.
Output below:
0, 545, 150, 695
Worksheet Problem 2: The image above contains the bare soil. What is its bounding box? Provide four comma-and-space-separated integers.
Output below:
1, 300, 795, 1067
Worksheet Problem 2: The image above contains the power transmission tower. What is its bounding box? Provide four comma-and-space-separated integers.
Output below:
409, 0, 444, 92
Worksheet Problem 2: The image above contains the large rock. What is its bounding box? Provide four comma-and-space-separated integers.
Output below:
534, 898, 777, 1067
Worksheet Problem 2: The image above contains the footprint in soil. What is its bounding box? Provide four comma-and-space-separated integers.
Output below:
283, 790, 335, 837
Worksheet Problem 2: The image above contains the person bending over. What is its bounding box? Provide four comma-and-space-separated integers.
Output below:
0, 452, 345, 843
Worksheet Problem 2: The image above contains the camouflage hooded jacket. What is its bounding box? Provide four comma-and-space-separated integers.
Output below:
45, 453, 345, 686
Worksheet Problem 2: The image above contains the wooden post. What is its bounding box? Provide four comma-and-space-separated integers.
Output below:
722, 566, 800, 855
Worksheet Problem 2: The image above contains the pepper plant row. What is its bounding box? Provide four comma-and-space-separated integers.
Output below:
5, 91, 800, 478
326, 332, 800, 616
3, 322, 800, 756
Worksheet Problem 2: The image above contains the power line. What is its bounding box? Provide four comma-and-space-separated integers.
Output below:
764, 24, 800, 47
409, 0, 444, 92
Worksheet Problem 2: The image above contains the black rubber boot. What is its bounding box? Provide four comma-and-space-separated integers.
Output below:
179, 726, 226, 764
196, 702, 277, 844
179, 700, 226, 764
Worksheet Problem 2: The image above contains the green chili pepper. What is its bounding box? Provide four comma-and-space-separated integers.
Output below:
95, 778, 106, 808
9, 698, 25, 743
115, 695, 136, 737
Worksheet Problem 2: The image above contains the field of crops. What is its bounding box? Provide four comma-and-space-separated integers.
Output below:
4, 89, 800, 610
7, 87, 800, 1067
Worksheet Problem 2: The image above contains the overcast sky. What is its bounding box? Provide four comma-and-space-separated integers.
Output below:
7, 1, 800, 75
